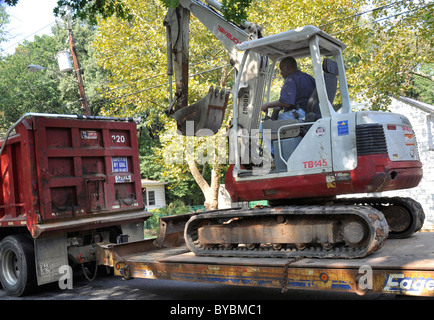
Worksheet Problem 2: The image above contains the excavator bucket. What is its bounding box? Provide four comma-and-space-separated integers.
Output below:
172, 86, 230, 136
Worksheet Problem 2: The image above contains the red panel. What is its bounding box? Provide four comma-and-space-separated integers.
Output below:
0, 132, 30, 224
225, 154, 423, 202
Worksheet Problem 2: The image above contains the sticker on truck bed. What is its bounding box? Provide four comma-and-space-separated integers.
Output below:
115, 174, 132, 183
112, 157, 128, 172
81, 130, 98, 139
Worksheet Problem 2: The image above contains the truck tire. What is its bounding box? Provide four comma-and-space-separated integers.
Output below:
0, 234, 37, 296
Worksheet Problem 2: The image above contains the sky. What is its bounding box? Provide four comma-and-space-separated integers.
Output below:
1, 0, 59, 55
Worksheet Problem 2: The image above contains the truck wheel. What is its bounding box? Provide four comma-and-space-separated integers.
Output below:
0, 234, 37, 296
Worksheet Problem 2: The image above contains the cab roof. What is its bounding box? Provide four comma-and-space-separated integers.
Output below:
237, 25, 346, 61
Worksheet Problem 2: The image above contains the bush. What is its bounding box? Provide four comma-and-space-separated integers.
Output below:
144, 200, 191, 237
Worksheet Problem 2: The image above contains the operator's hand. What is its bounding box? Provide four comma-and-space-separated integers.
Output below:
261, 102, 273, 112
261, 101, 289, 112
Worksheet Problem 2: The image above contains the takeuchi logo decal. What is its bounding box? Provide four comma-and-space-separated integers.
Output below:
218, 25, 240, 44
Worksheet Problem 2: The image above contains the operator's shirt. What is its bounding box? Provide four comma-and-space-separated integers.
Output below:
279, 70, 316, 110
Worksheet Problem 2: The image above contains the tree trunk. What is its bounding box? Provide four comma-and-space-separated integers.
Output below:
184, 65, 229, 211
186, 153, 221, 211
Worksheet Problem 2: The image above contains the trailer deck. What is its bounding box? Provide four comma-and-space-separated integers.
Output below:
97, 232, 434, 297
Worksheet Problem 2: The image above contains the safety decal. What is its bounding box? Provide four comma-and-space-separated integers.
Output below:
337, 120, 349, 136
326, 174, 336, 188
315, 126, 326, 137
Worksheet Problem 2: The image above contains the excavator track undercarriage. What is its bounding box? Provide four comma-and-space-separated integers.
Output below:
337, 197, 425, 239
184, 204, 389, 259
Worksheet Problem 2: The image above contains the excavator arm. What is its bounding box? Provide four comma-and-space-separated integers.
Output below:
164, 0, 266, 136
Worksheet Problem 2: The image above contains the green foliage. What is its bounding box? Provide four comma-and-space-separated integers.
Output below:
0, 4, 9, 44
2, 1, 19, 5
53, 0, 132, 25
152, 199, 191, 216
0, 35, 62, 131
0, 20, 111, 132
405, 64, 434, 105
221, 0, 252, 24
160, 0, 180, 9
144, 200, 191, 236
159, 0, 253, 24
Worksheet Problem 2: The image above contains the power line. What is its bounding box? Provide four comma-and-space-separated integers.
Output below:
0, 20, 56, 53
330, 2, 434, 36
2, 1, 430, 116
88, 3, 433, 112
87, 64, 231, 110
319, 0, 407, 29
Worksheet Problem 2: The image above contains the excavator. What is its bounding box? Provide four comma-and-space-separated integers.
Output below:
162, 0, 425, 259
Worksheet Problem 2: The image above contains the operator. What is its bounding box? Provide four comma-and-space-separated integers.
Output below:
261, 56, 316, 121
260, 56, 316, 154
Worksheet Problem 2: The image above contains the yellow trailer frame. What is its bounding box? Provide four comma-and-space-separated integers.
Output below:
97, 232, 434, 297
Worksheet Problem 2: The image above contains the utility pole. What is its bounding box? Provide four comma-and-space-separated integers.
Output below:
67, 28, 90, 115
59, 5, 90, 116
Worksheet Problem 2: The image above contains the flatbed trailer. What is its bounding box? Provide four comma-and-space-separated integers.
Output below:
97, 230, 434, 297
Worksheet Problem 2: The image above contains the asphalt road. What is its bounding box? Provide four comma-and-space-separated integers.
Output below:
2, 271, 431, 320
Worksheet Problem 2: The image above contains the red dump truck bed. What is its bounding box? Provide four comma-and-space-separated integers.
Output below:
0, 114, 146, 237
0, 114, 150, 296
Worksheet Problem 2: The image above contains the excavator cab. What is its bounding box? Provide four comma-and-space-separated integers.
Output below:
232, 26, 351, 174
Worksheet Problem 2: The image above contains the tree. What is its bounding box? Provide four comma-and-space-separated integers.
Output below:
93, 0, 227, 208
245, 0, 433, 109
0, 4, 9, 44
405, 63, 434, 105
341, 1, 433, 109
0, 20, 111, 132
3, 0, 431, 110
92, 0, 433, 209
0, 34, 61, 131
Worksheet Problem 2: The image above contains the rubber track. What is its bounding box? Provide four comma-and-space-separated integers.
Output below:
337, 197, 425, 239
184, 205, 389, 259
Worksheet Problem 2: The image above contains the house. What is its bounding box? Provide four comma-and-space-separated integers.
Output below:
141, 179, 166, 210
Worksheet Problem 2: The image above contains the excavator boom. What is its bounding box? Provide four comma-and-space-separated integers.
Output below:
164, 0, 264, 135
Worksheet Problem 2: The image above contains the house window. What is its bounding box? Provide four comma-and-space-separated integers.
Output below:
148, 191, 156, 206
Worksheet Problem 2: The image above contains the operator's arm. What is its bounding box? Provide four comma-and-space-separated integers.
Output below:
261, 101, 290, 112
262, 74, 296, 113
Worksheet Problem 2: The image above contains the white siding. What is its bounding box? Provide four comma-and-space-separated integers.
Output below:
142, 180, 166, 210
